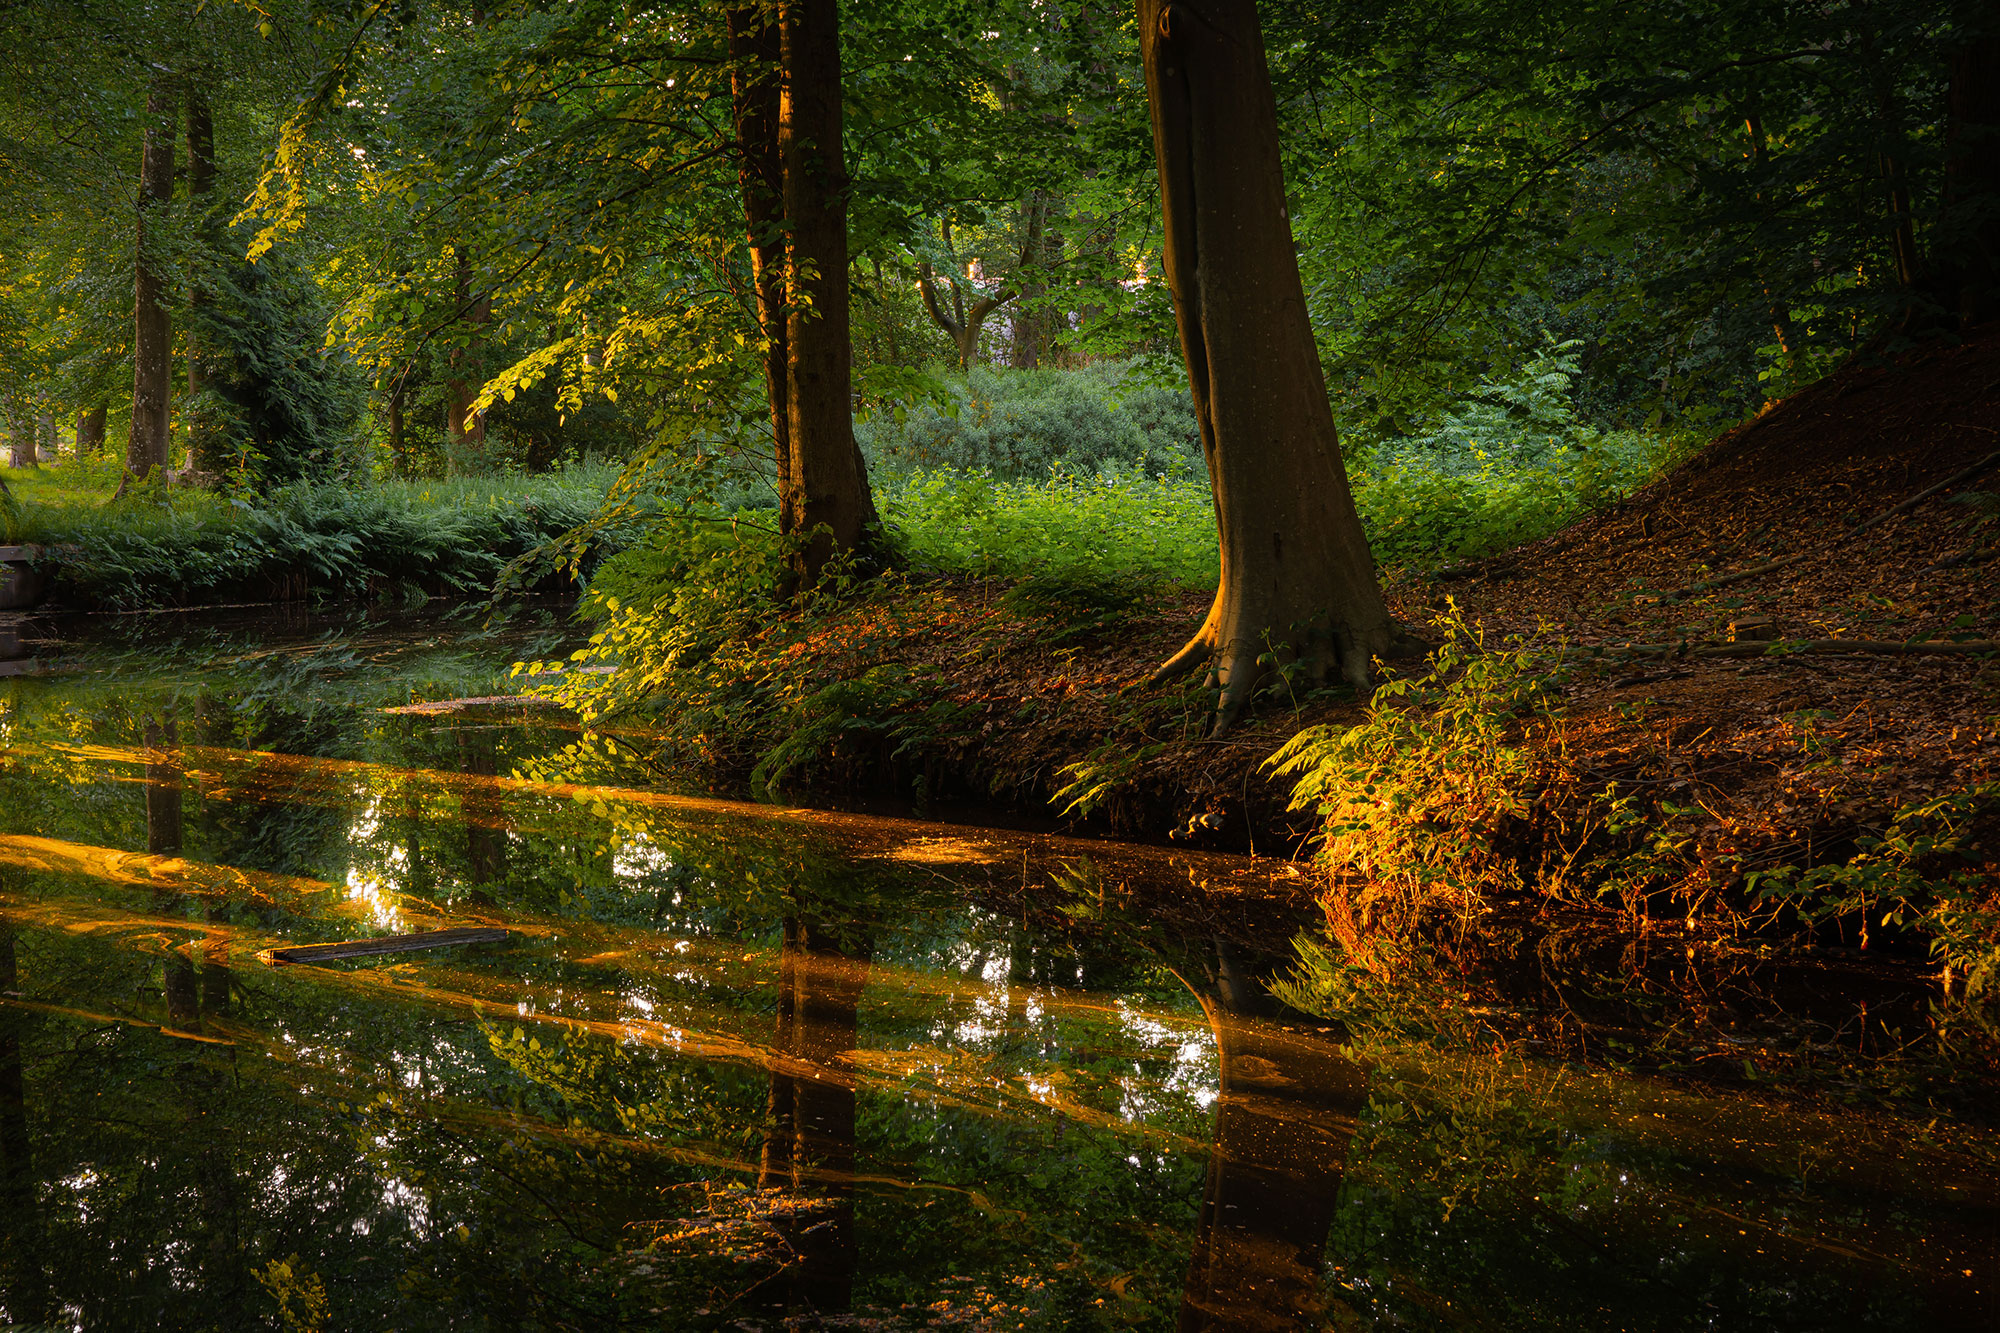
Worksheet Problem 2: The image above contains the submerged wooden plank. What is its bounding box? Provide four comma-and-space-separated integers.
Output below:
258, 927, 511, 967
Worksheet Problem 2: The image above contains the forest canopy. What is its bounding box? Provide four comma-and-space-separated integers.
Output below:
1, 0, 1991, 493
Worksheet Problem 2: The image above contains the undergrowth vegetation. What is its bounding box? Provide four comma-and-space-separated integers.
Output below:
1269, 610, 2000, 997
6, 457, 618, 607
859, 347, 1682, 591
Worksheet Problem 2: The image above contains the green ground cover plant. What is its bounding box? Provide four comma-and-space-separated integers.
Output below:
5, 456, 619, 607
861, 353, 1680, 593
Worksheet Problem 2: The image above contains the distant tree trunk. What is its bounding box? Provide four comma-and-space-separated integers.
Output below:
1742, 108, 1796, 369
1942, 32, 2000, 326
33, 407, 53, 465
445, 247, 490, 474
184, 84, 219, 478
123, 72, 178, 492
76, 404, 106, 457
386, 369, 410, 479
917, 259, 1011, 369
1138, 0, 1402, 730
1008, 192, 1053, 369
729, 3, 796, 533
779, 0, 880, 578
5, 399, 34, 469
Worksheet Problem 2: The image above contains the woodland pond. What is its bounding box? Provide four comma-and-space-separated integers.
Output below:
0, 609, 1993, 1331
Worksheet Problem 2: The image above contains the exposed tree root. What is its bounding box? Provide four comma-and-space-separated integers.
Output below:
1149, 615, 1428, 737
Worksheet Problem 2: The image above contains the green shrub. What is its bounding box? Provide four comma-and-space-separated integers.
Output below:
1748, 785, 2000, 997
881, 466, 1218, 590
857, 361, 1199, 481
1355, 341, 1677, 567
24, 465, 619, 607
1266, 612, 1569, 942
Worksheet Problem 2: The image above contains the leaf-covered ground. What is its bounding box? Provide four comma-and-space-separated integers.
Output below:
709, 327, 2000, 944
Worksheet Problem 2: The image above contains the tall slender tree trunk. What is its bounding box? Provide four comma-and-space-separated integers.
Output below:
124, 71, 178, 491
729, 3, 797, 533
779, 0, 879, 578
445, 247, 489, 474
1942, 30, 2000, 325
76, 404, 106, 457
1138, 0, 1402, 729
1742, 108, 1797, 369
1008, 192, 1052, 369
184, 84, 218, 478
386, 368, 410, 479
5, 398, 34, 469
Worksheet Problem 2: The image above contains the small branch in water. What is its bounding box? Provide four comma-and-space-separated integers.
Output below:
259, 926, 511, 966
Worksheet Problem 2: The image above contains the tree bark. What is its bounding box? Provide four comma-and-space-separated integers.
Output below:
445, 247, 490, 474
386, 368, 410, 479
5, 399, 34, 469
124, 71, 178, 490
729, 3, 797, 533
1008, 192, 1053, 369
1138, 0, 1400, 730
76, 404, 106, 457
185, 84, 219, 478
779, 0, 880, 578
1942, 31, 2000, 325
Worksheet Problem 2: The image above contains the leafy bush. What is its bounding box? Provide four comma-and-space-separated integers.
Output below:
1356, 341, 1677, 567
881, 466, 1217, 589
187, 246, 366, 483
525, 515, 971, 790
857, 361, 1199, 481
1748, 785, 2000, 997
1266, 612, 1569, 947
22, 465, 619, 608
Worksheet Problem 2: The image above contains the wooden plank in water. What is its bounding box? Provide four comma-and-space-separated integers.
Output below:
259, 927, 511, 967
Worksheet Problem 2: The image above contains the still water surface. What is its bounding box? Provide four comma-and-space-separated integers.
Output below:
0, 608, 1993, 1331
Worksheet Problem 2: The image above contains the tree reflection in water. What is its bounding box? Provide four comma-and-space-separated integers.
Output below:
760, 916, 872, 1316
1162, 936, 1366, 1331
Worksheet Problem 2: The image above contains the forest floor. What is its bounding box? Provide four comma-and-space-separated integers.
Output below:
740, 328, 2000, 936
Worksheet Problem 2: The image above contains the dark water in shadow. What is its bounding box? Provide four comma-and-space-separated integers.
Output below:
0, 608, 1993, 1331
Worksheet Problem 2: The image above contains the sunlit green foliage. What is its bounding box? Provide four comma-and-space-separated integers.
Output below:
1267, 611, 1569, 940
6, 459, 617, 607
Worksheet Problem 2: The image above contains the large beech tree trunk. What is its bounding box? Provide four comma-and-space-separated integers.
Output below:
124, 72, 178, 489
728, 3, 798, 535
777, 0, 879, 578
1138, 0, 1400, 729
